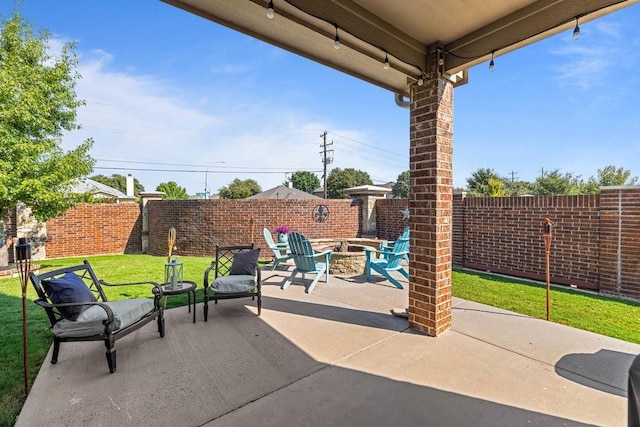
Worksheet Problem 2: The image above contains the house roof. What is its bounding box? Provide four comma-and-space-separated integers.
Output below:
69, 178, 134, 201
249, 185, 322, 199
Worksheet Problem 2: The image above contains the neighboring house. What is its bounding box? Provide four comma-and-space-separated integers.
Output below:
249, 184, 321, 200
69, 178, 136, 203
314, 184, 394, 199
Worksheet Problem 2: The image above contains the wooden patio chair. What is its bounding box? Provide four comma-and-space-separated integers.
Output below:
263, 227, 294, 270
29, 260, 165, 373
365, 235, 410, 289
281, 231, 332, 293
381, 226, 410, 263
203, 244, 262, 321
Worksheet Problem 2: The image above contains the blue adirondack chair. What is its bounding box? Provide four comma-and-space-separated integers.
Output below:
365, 235, 409, 289
381, 226, 410, 262
263, 228, 294, 270
281, 231, 332, 293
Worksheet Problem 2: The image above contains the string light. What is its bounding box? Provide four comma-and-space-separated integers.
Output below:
383, 51, 390, 69
489, 50, 495, 71
266, 0, 274, 19
334, 25, 341, 49
572, 17, 580, 39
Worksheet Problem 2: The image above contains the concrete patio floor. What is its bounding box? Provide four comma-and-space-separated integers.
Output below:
16, 267, 640, 426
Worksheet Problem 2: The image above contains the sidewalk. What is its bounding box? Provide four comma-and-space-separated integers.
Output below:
16, 270, 639, 426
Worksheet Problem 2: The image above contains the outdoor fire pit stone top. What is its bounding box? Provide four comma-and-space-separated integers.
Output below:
308, 238, 383, 276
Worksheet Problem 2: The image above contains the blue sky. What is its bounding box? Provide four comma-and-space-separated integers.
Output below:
2, 1, 639, 195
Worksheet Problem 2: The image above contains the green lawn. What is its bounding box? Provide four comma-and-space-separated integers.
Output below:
452, 269, 640, 343
1, 256, 640, 426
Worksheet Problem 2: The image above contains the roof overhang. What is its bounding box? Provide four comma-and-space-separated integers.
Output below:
161, 0, 638, 97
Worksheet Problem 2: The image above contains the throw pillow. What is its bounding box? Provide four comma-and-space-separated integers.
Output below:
229, 248, 260, 276
42, 272, 97, 320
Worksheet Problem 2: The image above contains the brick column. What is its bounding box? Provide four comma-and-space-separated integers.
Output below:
140, 192, 165, 254
408, 74, 453, 336
452, 192, 466, 267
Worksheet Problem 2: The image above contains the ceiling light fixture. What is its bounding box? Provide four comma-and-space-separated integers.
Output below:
383, 51, 390, 69
334, 25, 341, 49
572, 17, 580, 40
266, 0, 274, 19
417, 70, 425, 86
489, 50, 495, 72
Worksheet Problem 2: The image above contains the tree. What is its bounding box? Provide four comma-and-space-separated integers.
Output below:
531, 169, 584, 195
392, 171, 410, 198
0, 13, 94, 266
286, 171, 320, 194
326, 168, 373, 199
156, 181, 188, 200
465, 168, 504, 196
90, 174, 144, 197
218, 178, 261, 199
590, 165, 638, 188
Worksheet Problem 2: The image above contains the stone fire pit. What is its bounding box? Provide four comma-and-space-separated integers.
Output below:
309, 238, 383, 275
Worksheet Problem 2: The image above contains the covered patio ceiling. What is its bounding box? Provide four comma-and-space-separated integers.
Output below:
161, 0, 638, 98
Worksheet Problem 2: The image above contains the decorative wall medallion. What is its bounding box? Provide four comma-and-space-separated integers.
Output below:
313, 204, 330, 222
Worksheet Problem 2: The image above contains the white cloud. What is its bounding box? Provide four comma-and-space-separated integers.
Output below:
62, 43, 392, 195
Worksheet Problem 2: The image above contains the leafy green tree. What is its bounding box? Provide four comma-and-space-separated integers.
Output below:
286, 171, 320, 194
90, 174, 144, 197
156, 181, 188, 200
326, 168, 373, 199
465, 168, 504, 196
218, 178, 261, 199
0, 13, 94, 265
589, 165, 637, 188
485, 177, 507, 196
532, 169, 584, 195
392, 170, 410, 198
504, 179, 533, 196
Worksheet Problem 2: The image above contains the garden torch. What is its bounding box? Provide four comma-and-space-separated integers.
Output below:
543, 218, 554, 321
16, 238, 31, 395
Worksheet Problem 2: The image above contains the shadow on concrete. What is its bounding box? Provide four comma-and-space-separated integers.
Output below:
555, 348, 636, 397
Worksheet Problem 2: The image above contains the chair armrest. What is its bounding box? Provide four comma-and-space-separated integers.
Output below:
35, 299, 115, 324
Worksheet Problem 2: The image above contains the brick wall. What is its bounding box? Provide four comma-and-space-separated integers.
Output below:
376, 188, 640, 299
147, 199, 361, 258
46, 203, 142, 258
599, 187, 640, 298
375, 198, 409, 241
460, 195, 600, 289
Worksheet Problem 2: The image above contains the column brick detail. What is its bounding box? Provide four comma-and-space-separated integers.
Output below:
408, 74, 453, 336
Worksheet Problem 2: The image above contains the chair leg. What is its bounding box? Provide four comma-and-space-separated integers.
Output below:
399, 267, 409, 279
157, 311, 165, 337
382, 270, 404, 289
306, 266, 325, 293
51, 338, 61, 364
257, 294, 262, 316
281, 269, 298, 290
204, 300, 209, 322
105, 338, 116, 373
272, 258, 280, 270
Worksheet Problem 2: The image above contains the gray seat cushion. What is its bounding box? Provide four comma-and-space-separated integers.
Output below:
210, 275, 257, 293
52, 298, 155, 338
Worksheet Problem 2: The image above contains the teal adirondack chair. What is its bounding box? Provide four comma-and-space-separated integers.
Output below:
365, 235, 409, 289
263, 228, 294, 270
381, 226, 410, 263
281, 231, 332, 293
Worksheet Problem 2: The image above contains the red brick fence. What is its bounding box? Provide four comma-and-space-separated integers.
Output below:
7, 186, 640, 300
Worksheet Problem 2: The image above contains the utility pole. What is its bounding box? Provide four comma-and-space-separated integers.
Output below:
509, 171, 518, 183
320, 131, 334, 199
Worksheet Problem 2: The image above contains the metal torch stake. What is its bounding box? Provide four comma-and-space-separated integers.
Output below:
543, 219, 553, 321
16, 238, 31, 396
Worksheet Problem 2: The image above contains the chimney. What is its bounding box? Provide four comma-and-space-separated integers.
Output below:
288, 181, 293, 188
126, 174, 134, 197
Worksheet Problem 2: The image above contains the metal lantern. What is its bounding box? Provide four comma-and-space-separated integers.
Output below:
164, 259, 183, 291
